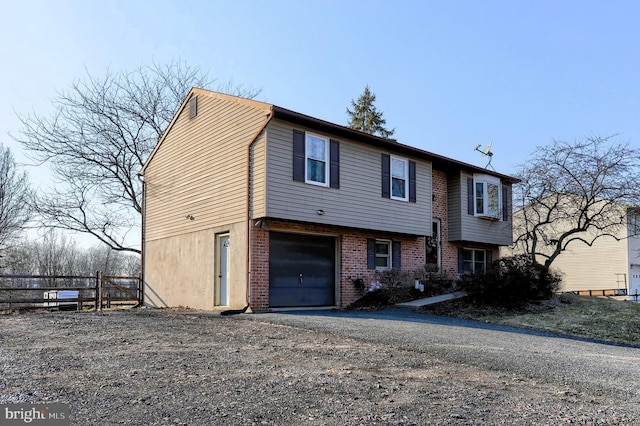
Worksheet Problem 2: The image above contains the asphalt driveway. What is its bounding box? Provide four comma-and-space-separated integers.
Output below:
248, 307, 640, 402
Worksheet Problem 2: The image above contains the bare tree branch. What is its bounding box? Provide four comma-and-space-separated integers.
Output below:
0, 143, 31, 257
11, 60, 260, 253
512, 136, 640, 271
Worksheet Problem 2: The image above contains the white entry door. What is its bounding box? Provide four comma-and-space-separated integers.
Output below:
217, 235, 230, 306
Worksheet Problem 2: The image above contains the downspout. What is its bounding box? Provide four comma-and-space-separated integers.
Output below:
136, 172, 146, 308
243, 111, 273, 312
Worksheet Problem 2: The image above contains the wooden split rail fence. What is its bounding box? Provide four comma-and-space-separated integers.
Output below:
0, 272, 142, 311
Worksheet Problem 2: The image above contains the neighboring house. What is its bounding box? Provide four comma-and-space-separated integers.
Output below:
139, 89, 518, 311
506, 204, 640, 296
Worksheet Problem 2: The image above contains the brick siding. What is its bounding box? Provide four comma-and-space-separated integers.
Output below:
249, 221, 425, 311
432, 170, 458, 276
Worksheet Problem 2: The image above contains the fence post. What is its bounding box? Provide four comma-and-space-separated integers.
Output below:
138, 272, 143, 305
94, 271, 99, 311
98, 271, 103, 311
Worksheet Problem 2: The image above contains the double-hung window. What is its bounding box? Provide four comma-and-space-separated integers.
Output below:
293, 129, 339, 188
391, 156, 408, 201
461, 248, 486, 274
374, 240, 392, 270
367, 239, 401, 270
305, 133, 329, 186
473, 174, 501, 219
381, 154, 416, 202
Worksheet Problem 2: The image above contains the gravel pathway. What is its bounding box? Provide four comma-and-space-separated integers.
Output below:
1, 308, 639, 425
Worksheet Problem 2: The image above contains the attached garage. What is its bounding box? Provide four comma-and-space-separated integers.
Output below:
269, 232, 337, 308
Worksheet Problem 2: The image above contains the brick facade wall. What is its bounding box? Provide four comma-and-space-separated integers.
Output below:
249, 220, 425, 311
250, 226, 269, 309
432, 170, 458, 276
248, 171, 503, 311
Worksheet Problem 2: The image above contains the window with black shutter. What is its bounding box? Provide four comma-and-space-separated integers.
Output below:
292, 129, 339, 188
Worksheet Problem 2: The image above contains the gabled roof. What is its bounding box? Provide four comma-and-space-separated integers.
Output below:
142, 88, 520, 183
141, 88, 272, 175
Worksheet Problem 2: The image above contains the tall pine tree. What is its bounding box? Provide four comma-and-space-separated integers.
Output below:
346, 85, 395, 138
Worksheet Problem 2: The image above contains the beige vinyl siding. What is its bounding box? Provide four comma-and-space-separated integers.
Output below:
448, 171, 513, 245
553, 235, 628, 292
144, 93, 270, 241
545, 225, 629, 292
505, 202, 637, 293
264, 120, 431, 236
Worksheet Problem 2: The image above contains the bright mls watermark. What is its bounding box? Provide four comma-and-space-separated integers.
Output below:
1, 404, 69, 425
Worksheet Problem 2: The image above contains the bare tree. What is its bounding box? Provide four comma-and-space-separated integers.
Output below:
512, 136, 640, 272
13, 60, 260, 254
0, 143, 30, 259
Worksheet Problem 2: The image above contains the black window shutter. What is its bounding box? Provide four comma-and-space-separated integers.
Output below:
330, 139, 340, 188
189, 96, 198, 119
293, 130, 305, 182
486, 249, 493, 268
381, 154, 390, 198
367, 239, 376, 269
409, 160, 416, 203
392, 241, 401, 269
502, 186, 508, 221
458, 248, 465, 273
467, 177, 474, 215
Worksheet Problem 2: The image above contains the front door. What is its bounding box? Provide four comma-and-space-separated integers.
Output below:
216, 234, 230, 306
269, 232, 336, 308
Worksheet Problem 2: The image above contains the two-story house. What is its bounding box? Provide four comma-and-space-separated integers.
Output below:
507, 204, 640, 297
140, 89, 518, 311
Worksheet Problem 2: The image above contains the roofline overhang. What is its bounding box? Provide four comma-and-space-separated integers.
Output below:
271, 105, 520, 183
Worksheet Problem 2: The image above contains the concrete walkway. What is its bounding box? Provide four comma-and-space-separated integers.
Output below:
396, 291, 467, 308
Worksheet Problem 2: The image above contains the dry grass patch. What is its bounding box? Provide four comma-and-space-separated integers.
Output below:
421, 293, 640, 347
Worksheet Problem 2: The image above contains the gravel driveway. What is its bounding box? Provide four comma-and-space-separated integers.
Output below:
1, 307, 639, 425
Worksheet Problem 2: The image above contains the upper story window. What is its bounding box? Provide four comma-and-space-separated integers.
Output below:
391, 157, 408, 201
305, 133, 329, 186
473, 174, 502, 219
381, 154, 416, 203
292, 129, 339, 188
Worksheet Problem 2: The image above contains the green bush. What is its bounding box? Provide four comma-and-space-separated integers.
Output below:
459, 255, 562, 308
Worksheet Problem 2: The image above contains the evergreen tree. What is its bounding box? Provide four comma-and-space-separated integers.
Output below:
346, 85, 395, 138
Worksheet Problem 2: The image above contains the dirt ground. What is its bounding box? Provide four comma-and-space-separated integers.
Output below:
0, 308, 637, 425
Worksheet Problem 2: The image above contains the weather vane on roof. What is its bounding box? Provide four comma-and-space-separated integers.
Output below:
474, 141, 495, 171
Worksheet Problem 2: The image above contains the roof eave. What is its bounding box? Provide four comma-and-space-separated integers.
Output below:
271, 106, 520, 183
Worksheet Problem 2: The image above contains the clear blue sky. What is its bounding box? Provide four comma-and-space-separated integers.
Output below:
1, 1, 639, 185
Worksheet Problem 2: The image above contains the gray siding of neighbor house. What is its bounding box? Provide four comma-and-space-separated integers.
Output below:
447, 170, 513, 245
261, 120, 432, 236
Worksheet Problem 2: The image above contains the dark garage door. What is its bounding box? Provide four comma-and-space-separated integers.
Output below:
269, 232, 336, 308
